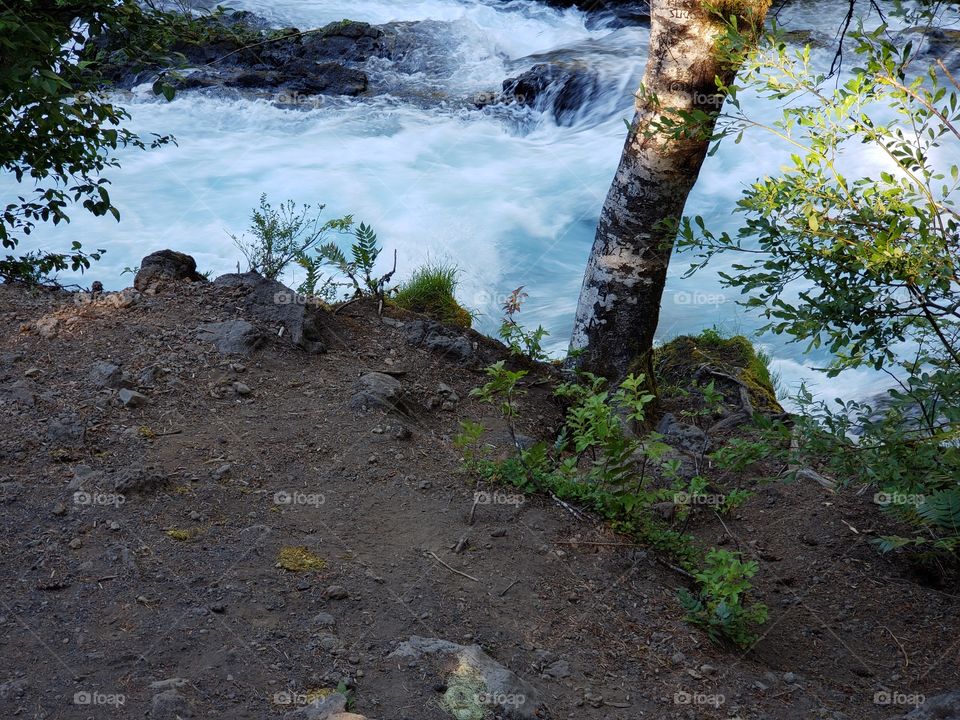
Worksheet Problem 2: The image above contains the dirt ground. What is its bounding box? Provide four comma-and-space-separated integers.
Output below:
0, 278, 957, 720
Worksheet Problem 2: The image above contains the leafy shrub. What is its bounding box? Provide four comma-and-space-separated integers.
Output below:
498, 287, 550, 362
679, 549, 768, 647
0, 0, 181, 284
673, 9, 960, 560
230, 194, 351, 281
393, 262, 472, 328
461, 361, 768, 647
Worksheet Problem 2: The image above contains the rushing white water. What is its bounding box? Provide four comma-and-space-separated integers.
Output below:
7, 0, 950, 405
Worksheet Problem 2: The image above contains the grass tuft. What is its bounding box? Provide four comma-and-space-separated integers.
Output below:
392, 262, 472, 329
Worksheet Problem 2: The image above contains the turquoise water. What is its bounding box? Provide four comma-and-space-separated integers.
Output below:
7, 0, 942, 404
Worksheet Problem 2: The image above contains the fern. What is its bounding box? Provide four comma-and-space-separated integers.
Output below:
918, 490, 960, 534
352, 223, 380, 276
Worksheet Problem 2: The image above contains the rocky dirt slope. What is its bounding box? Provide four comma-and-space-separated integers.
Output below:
0, 258, 958, 720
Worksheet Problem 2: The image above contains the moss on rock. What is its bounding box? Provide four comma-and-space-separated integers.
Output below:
654, 329, 781, 413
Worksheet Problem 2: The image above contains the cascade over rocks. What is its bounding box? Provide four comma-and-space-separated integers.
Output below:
499, 62, 602, 125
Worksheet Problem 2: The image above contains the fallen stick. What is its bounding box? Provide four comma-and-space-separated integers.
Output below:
427, 551, 480, 583
498, 579, 520, 597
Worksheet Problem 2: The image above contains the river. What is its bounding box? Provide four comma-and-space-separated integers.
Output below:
10, 0, 955, 405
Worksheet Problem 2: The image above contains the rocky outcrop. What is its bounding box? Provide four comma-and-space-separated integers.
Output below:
134, 250, 208, 293
98, 13, 389, 99
212, 272, 332, 353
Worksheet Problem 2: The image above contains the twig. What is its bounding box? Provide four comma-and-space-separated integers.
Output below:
498, 579, 520, 597
654, 556, 695, 580
427, 551, 480, 583
468, 492, 481, 525
884, 625, 909, 669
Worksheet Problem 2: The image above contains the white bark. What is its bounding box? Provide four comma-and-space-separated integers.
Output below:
570, 0, 770, 381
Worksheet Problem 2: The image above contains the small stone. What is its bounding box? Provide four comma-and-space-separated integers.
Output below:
700, 664, 717, 676
543, 659, 571, 679
24, 368, 41, 378
89, 361, 123, 389
394, 426, 412, 440
232, 382, 252, 396
312, 612, 336, 628
325, 585, 349, 600
210, 603, 226, 614
108, 521, 120, 531
69, 538, 82, 550
671, 652, 685, 665
783, 672, 797, 683
53, 502, 67, 517
118, 389, 148, 408
189, 510, 201, 521
150, 689, 193, 719
490, 528, 507, 538
418, 480, 431, 490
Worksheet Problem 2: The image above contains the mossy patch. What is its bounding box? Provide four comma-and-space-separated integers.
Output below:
439, 662, 489, 720
276, 546, 326, 572
655, 329, 781, 412
165, 527, 200, 541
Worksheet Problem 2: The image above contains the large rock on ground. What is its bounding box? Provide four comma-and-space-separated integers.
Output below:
134, 250, 208, 293
389, 636, 545, 720
906, 690, 960, 719
213, 273, 330, 353
196, 320, 266, 355
405, 320, 474, 362
350, 372, 418, 416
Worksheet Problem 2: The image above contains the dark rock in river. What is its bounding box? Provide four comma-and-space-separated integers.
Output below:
498, 62, 602, 125
97, 12, 388, 99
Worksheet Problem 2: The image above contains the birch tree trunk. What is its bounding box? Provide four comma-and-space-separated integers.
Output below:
569, 0, 770, 382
